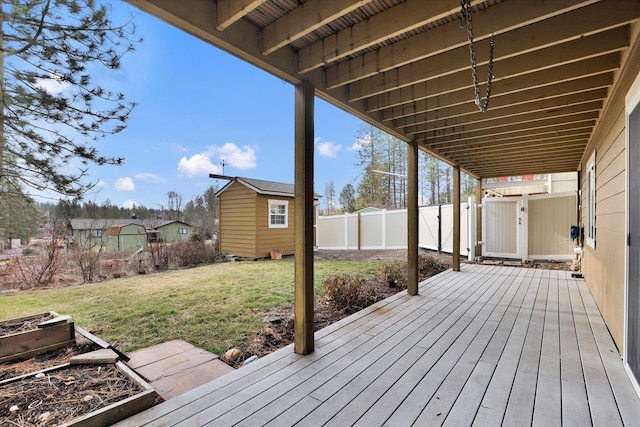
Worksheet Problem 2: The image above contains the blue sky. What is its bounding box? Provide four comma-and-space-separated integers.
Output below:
71, 1, 365, 209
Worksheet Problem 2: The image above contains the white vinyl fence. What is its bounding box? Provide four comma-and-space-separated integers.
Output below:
317, 202, 471, 257
317, 191, 578, 261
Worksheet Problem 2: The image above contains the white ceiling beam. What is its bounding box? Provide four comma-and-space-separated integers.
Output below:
261, 0, 376, 55
297, 0, 595, 74
348, 27, 628, 101
216, 0, 266, 31
327, 0, 638, 89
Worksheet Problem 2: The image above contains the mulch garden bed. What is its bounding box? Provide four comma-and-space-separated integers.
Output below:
0, 313, 55, 336
0, 334, 99, 382
0, 315, 160, 427
0, 364, 140, 426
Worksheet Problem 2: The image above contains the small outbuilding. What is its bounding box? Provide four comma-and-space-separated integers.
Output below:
154, 221, 193, 242
214, 176, 321, 259
104, 223, 147, 252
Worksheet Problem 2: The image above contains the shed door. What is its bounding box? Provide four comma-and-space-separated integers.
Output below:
628, 100, 640, 385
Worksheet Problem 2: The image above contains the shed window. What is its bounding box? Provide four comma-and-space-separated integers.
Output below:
586, 150, 596, 248
268, 199, 288, 228
178, 228, 188, 234
85, 229, 103, 238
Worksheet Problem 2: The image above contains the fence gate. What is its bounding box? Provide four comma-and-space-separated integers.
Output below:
482, 192, 577, 261
482, 198, 520, 259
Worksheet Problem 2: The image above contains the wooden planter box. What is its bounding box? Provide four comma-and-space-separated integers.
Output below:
1, 361, 158, 427
0, 312, 75, 363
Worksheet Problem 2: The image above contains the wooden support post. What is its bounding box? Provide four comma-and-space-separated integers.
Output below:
407, 139, 419, 295
294, 81, 315, 355
453, 165, 461, 272
476, 178, 483, 260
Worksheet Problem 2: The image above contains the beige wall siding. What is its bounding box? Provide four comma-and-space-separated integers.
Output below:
256, 195, 295, 258
528, 195, 577, 257
549, 172, 578, 193
581, 28, 640, 351
219, 183, 257, 258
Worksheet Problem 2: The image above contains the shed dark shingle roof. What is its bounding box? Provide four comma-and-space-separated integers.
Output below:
216, 176, 322, 198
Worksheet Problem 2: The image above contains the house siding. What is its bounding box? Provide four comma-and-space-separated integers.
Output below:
256, 194, 295, 258
581, 24, 640, 352
158, 222, 192, 242
219, 182, 257, 258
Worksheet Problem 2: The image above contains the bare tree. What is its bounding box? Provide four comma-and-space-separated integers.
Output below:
167, 191, 183, 221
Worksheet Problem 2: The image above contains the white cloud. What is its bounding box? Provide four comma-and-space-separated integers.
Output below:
350, 135, 371, 151
35, 75, 72, 95
115, 177, 135, 191
135, 173, 165, 183
95, 180, 107, 188
177, 154, 222, 178
177, 142, 256, 178
317, 141, 341, 158
215, 142, 257, 170
122, 200, 139, 209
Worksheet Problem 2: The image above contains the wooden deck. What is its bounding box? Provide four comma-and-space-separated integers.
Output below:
116, 265, 640, 426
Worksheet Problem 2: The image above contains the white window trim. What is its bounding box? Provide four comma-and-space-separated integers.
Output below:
586, 150, 596, 249
268, 199, 289, 229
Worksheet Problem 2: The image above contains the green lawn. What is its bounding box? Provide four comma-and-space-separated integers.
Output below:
0, 259, 391, 355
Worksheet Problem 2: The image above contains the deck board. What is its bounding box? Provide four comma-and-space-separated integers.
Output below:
115, 265, 640, 427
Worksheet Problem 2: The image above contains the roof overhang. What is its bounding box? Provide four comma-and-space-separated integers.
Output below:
125, 0, 640, 179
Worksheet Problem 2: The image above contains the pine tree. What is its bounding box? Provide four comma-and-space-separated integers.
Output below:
339, 183, 356, 213
0, 0, 140, 199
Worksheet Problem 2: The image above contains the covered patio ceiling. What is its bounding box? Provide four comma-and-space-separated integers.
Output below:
125, 0, 639, 179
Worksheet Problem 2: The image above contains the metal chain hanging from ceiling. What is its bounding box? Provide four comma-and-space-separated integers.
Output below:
460, 0, 495, 112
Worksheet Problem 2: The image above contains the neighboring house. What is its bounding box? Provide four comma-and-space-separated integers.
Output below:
215, 177, 321, 259
67, 219, 194, 250
154, 221, 193, 242
104, 223, 147, 252
483, 172, 578, 197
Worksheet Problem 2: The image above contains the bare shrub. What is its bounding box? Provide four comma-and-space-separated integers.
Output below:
148, 242, 171, 271
10, 241, 62, 287
172, 241, 215, 267
70, 241, 106, 283
322, 274, 377, 313
381, 263, 407, 287
418, 254, 450, 278
147, 241, 216, 270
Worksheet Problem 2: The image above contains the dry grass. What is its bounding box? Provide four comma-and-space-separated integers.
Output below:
0, 259, 389, 355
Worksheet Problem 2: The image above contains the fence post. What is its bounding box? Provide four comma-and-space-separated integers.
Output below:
437, 204, 442, 253
468, 196, 476, 261
520, 194, 529, 262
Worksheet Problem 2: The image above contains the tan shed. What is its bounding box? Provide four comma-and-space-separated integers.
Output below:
214, 177, 321, 259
